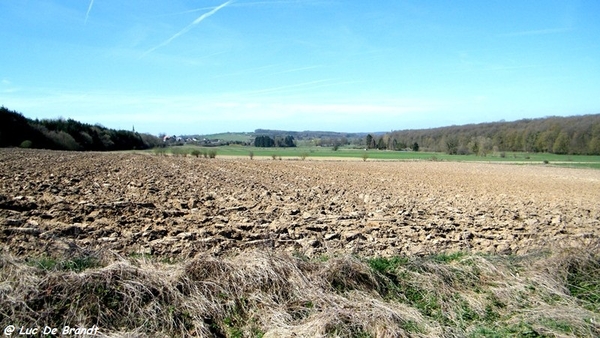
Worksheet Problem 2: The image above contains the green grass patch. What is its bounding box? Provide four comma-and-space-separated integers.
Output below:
550, 162, 600, 169
368, 256, 408, 274
541, 318, 576, 334
566, 257, 600, 310
431, 252, 467, 263
27, 255, 101, 272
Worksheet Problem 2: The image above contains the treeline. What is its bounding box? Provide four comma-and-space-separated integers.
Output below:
0, 106, 162, 151
365, 134, 419, 151
254, 135, 296, 147
379, 114, 600, 155
254, 129, 366, 140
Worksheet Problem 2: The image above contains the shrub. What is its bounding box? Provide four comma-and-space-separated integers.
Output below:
46, 130, 80, 150
272, 154, 277, 160
202, 150, 208, 158
543, 160, 549, 164
19, 140, 32, 148
249, 151, 254, 160
191, 150, 201, 158
457, 146, 470, 155
362, 152, 368, 162
368, 256, 408, 274
500, 152, 506, 158
208, 150, 217, 159
300, 152, 309, 160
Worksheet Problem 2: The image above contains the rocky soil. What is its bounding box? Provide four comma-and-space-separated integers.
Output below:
1, 148, 599, 258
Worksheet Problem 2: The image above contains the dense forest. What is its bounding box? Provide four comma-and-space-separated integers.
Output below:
254, 135, 296, 147
0, 107, 161, 151
368, 114, 600, 155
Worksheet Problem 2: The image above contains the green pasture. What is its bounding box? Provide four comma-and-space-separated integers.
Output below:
147, 145, 600, 168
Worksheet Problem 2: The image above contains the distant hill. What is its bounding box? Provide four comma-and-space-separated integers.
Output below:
375, 114, 600, 155
252, 129, 373, 147
0, 106, 161, 151
253, 129, 371, 139
182, 130, 374, 148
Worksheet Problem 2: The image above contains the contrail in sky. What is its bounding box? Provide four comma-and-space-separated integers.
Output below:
141, 1, 232, 58
84, 0, 94, 25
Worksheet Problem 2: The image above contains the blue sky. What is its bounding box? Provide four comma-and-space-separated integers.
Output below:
1, 0, 599, 135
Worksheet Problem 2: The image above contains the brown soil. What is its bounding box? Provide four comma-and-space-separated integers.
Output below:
1, 148, 598, 258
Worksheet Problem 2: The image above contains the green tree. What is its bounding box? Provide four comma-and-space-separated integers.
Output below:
254, 135, 275, 147
552, 131, 570, 154
365, 134, 373, 149
536, 131, 552, 152
589, 137, 600, 155
284, 135, 296, 147
475, 136, 493, 157
443, 135, 459, 155
412, 142, 419, 152
523, 129, 538, 152
19, 140, 33, 148
469, 137, 479, 155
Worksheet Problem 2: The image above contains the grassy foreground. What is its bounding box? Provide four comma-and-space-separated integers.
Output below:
1, 245, 598, 337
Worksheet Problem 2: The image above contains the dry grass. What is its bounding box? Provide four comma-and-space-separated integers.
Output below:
1, 244, 598, 337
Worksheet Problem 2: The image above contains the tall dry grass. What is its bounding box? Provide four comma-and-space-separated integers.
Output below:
1, 242, 598, 337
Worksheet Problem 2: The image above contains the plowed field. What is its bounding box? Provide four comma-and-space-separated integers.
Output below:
1, 149, 599, 258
